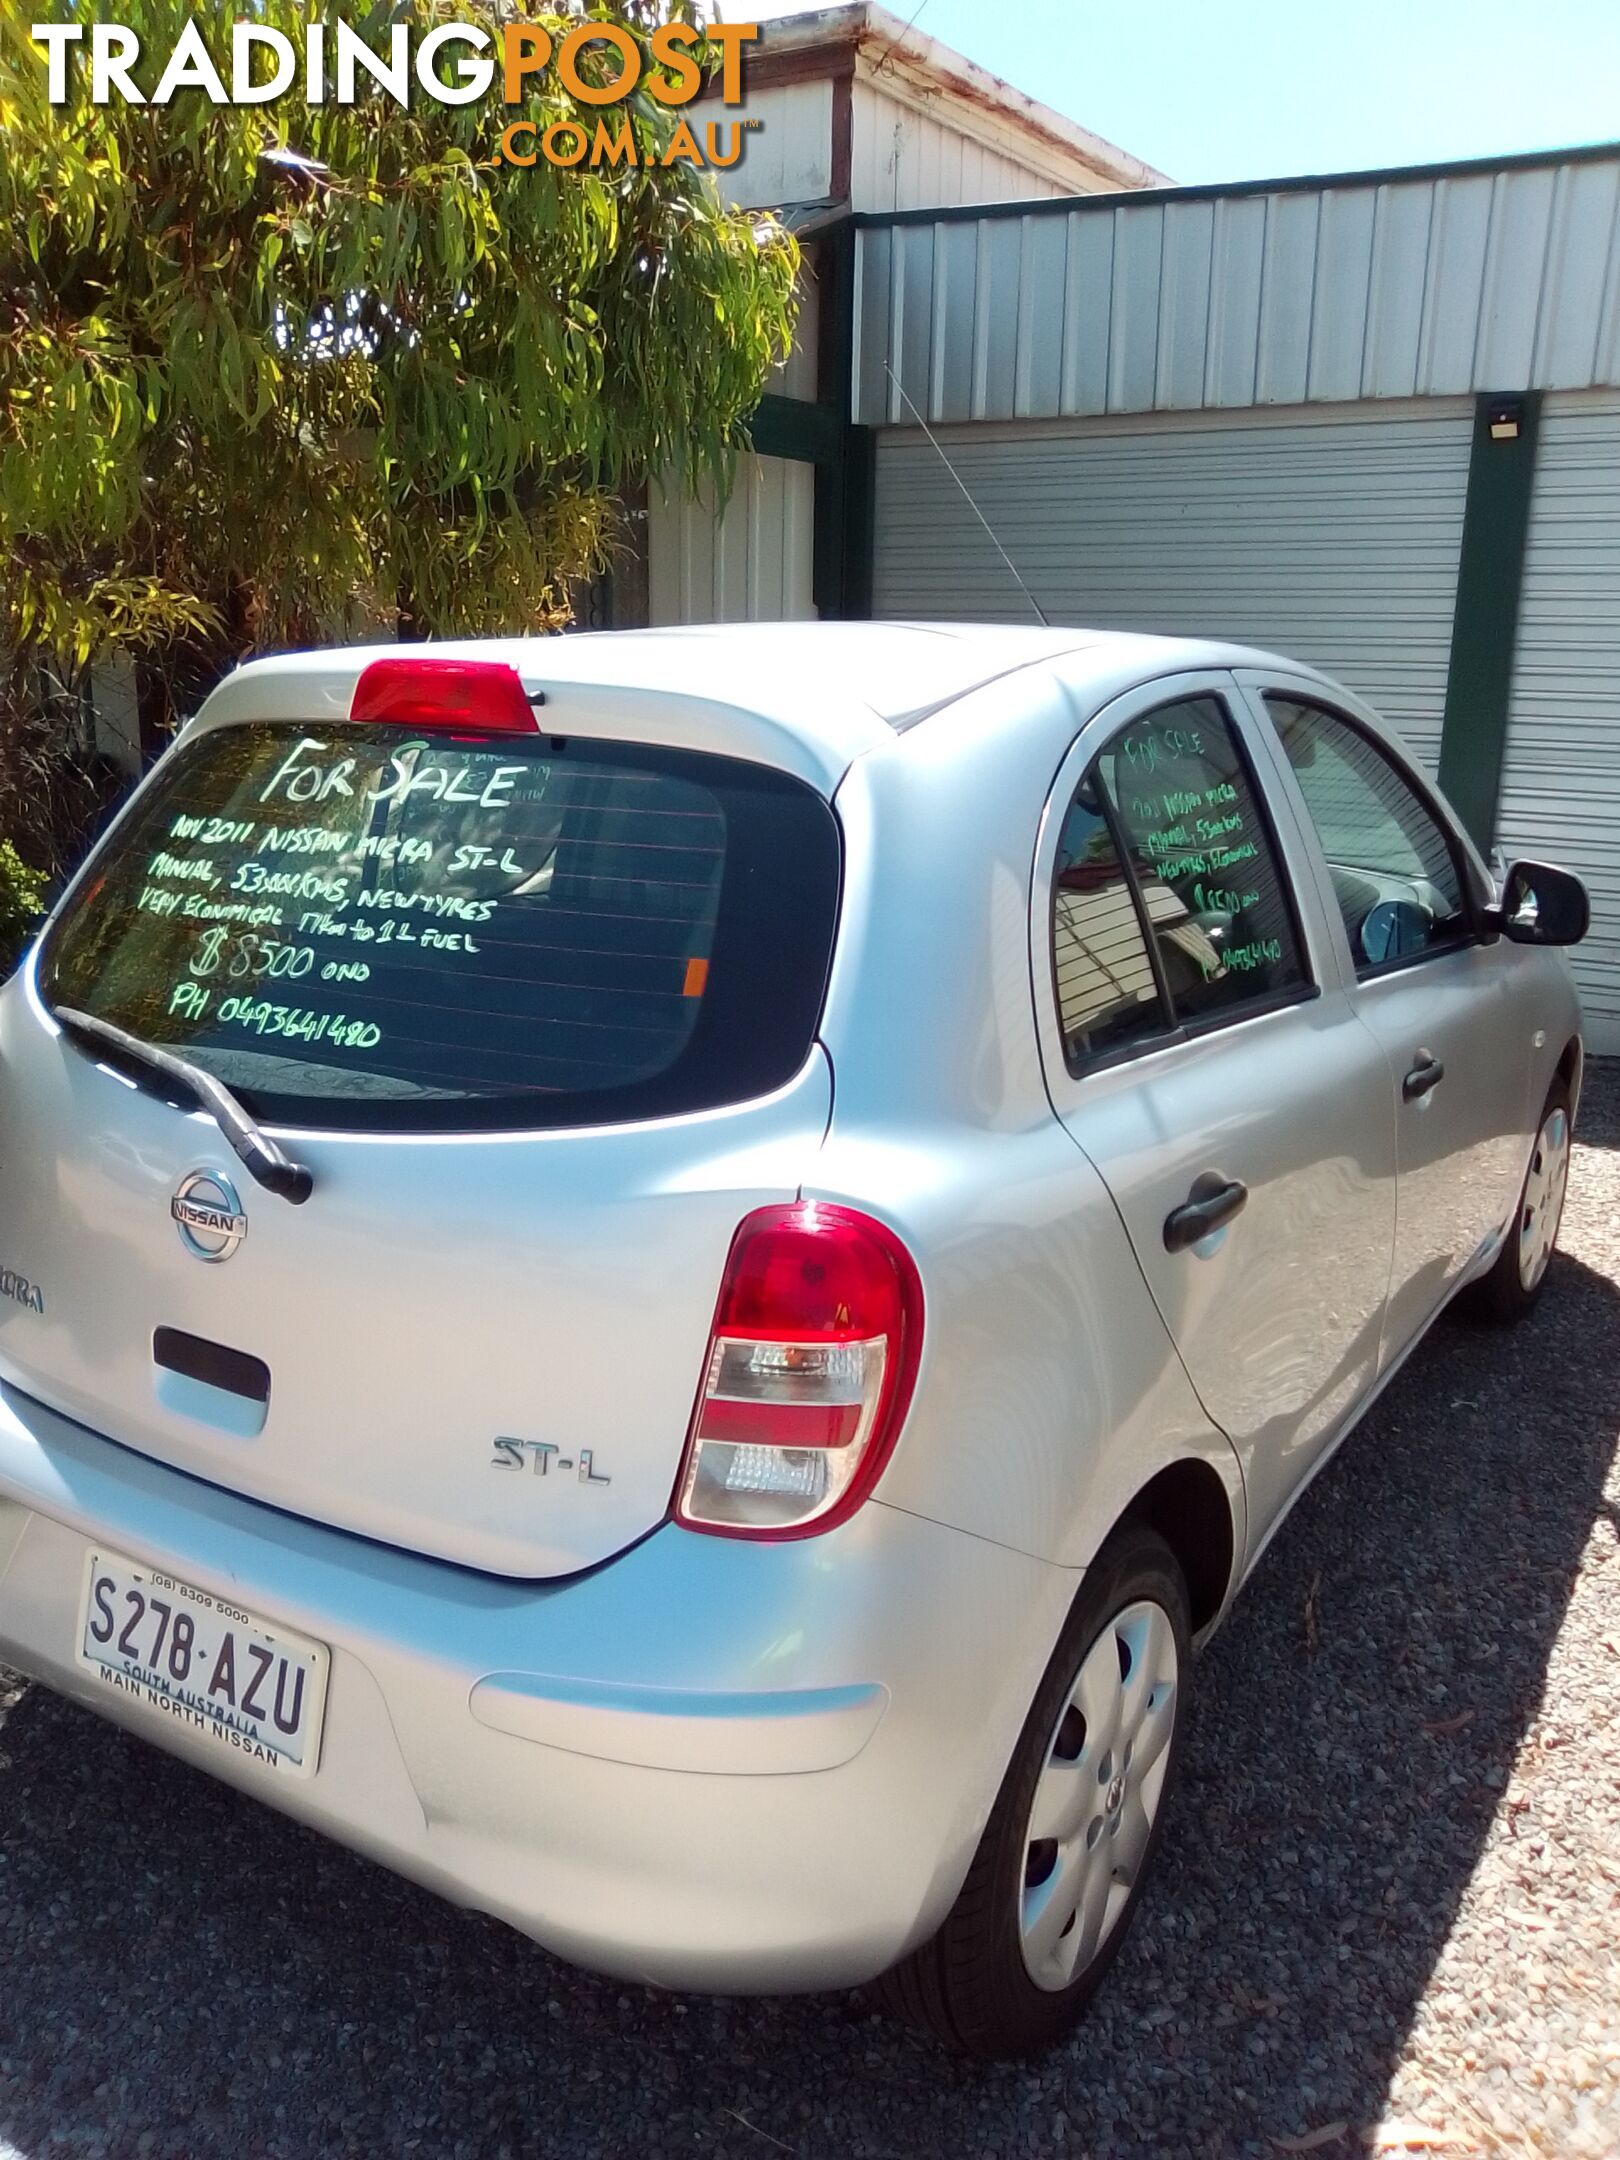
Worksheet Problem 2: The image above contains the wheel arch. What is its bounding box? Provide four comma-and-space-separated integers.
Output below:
1556, 1034, 1583, 1118
1113, 1456, 1238, 1637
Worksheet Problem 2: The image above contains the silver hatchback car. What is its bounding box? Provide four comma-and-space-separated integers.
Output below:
0, 623, 1588, 2057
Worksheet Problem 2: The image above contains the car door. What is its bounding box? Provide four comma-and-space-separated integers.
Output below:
1237, 677, 1529, 1362
1032, 674, 1397, 1554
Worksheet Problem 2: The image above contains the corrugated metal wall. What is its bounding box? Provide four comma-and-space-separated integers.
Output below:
770, 245, 821, 404
1496, 389, 1620, 1050
648, 454, 817, 626
872, 401, 1474, 770
720, 79, 836, 210
848, 79, 1081, 214
853, 154, 1620, 425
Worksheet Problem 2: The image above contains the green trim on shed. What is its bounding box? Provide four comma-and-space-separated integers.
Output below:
749, 393, 844, 466
742, 220, 875, 620
1437, 392, 1543, 850
836, 424, 875, 619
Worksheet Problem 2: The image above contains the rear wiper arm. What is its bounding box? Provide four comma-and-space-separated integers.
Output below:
53, 1006, 314, 1205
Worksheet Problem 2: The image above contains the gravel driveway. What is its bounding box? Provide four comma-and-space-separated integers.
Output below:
3, 1073, 1618, 2160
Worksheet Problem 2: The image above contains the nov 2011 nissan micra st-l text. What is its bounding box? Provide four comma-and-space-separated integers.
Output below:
0, 623, 1588, 2056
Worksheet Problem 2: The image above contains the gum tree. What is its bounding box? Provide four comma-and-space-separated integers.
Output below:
0, 0, 796, 870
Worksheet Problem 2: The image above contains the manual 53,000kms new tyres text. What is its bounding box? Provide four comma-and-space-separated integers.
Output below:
0, 623, 1587, 2056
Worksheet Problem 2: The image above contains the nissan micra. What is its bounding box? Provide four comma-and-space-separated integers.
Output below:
0, 623, 1588, 2057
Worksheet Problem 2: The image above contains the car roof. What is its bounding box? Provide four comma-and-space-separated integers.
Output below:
459, 620, 1311, 729
601, 622, 1109, 728
196, 622, 1324, 788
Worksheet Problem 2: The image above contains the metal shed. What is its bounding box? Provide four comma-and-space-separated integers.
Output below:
847, 145, 1620, 1047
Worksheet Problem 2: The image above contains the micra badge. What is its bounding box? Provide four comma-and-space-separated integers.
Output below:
492, 1438, 611, 1485
0, 1265, 44, 1314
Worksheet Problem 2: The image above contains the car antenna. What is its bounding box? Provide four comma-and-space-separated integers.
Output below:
883, 362, 1050, 628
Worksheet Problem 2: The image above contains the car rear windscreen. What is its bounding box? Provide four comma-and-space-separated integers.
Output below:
40, 721, 841, 1131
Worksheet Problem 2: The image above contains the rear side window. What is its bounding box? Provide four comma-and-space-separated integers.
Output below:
1098, 698, 1307, 1025
1049, 694, 1310, 1072
1051, 780, 1172, 1063
42, 723, 840, 1131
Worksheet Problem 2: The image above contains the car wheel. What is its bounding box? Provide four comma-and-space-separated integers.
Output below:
1463, 1079, 1573, 1326
875, 1525, 1189, 2058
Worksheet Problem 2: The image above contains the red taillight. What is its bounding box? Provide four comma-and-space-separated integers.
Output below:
674, 1203, 925, 1540
349, 657, 537, 734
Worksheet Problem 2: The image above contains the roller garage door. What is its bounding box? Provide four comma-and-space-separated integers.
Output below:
873, 399, 1474, 772
1496, 391, 1620, 1053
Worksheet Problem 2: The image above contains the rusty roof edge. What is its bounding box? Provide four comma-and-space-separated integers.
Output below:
850, 5, 1171, 191
738, 3, 1170, 194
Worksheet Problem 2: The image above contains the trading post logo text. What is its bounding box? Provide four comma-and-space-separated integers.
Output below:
29, 17, 762, 171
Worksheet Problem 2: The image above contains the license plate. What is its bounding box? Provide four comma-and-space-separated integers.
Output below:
75, 1550, 329, 1779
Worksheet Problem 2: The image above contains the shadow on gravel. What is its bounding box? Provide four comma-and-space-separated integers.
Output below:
2, 1087, 1618, 2160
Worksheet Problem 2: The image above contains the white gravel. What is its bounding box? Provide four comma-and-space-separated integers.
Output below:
2, 1070, 1618, 2158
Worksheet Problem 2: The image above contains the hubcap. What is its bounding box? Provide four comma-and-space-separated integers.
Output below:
1518, 1106, 1570, 1292
1019, 1599, 1179, 1992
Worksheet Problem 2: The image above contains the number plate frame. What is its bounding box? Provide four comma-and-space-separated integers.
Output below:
75, 1549, 330, 1779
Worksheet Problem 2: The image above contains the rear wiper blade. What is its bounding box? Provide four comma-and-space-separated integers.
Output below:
53, 1006, 314, 1205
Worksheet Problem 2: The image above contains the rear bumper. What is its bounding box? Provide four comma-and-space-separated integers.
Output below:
0, 1383, 1076, 1992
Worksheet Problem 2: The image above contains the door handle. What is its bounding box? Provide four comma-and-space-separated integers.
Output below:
1403, 1052, 1445, 1102
1163, 1173, 1249, 1254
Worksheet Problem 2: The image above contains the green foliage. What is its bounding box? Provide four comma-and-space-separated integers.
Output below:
0, 840, 49, 975
0, 0, 798, 672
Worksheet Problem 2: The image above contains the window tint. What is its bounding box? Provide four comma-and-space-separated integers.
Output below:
1098, 697, 1308, 1026
1051, 779, 1172, 1066
42, 722, 840, 1131
1266, 697, 1468, 973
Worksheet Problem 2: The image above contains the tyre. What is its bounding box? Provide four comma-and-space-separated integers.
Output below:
1462, 1078, 1573, 1326
876, 1525, 1190, 2058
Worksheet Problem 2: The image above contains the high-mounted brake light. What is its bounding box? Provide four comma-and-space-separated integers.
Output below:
674, 1203, 925, 1539
349, 656, 537, 735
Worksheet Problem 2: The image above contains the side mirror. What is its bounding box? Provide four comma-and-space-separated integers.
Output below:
1489, 859, 1590, 947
